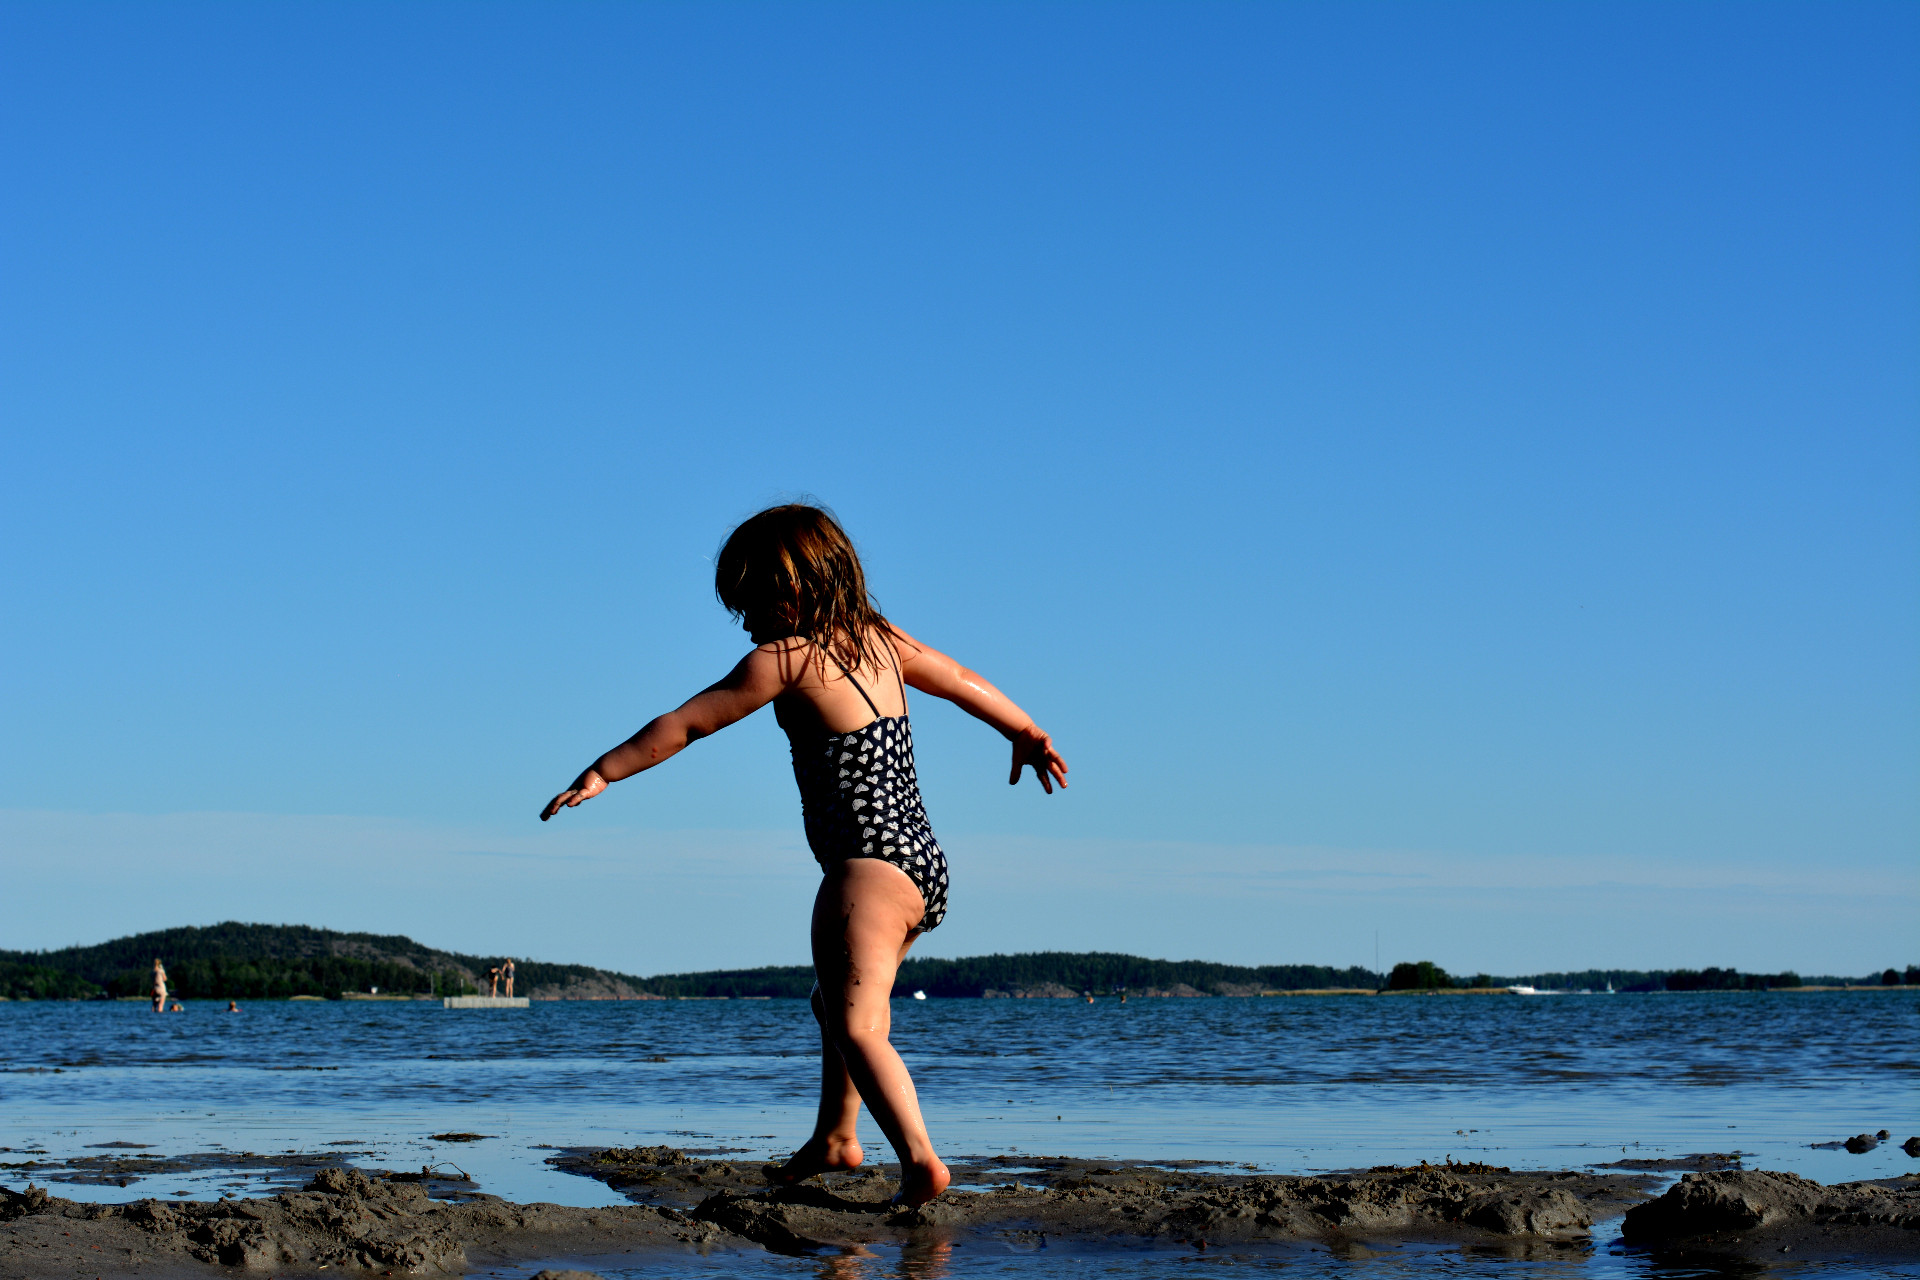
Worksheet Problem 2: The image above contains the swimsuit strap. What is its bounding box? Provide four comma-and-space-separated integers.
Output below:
884, 632, 908, 704
822, 644, 884, 721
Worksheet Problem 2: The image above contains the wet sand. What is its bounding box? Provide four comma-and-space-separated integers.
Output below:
3, 1147, 1914, 1276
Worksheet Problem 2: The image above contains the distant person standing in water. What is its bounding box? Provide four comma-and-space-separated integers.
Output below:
150, 959, 168, 1013
541, 504, 1067, 1207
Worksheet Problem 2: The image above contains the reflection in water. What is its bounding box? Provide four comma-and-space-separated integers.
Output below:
813, 1238, 953, 1280
897, 1237, 953, 1280
815, 1244, 878, 1280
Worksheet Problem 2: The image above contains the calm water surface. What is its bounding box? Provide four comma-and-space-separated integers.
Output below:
2, 992, 1915, 1277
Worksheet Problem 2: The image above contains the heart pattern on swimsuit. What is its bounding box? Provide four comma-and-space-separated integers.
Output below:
792, 714, 950, 932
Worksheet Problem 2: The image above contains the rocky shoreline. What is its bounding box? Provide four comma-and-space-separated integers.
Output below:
2, 1148, 1914, 1277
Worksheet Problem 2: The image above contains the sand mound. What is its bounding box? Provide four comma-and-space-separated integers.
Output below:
1623, 1169, 1920, 1246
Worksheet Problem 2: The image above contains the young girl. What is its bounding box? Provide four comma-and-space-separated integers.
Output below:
540, 504, 1067, 1207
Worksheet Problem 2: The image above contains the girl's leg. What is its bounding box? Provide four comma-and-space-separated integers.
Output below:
767, 986, 868, 1182
807, 858, 949, 1205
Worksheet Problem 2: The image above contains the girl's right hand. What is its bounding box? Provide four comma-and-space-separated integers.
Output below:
540, 769, 607, 821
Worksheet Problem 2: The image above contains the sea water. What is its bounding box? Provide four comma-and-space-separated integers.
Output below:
2, 991, 1915, 1277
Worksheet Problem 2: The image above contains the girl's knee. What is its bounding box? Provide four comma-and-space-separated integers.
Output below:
834, 1023, 892, 1059
818, 989, 890, 1044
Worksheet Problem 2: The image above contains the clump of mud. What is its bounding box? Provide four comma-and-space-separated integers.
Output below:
1623, 1168, 1920, 1258
1593, 1152, 1746, 1173
544, 1144, 752, 1202
1812, 1132, 1890, 1153
1, 1165, 723, 1276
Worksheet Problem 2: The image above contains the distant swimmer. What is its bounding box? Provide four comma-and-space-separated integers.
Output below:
541, 504, 1067, 1209
151, 959, 169, 1013
227, 1000, 241, 1012
168, 1001, 184, 1013
503, 959, 516, 998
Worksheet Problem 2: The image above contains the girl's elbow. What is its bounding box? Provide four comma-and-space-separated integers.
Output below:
678, 709, 735, 745
657, 710, 703, 740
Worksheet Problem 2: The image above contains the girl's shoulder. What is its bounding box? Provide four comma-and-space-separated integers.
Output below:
749, 634, 811, 657
881, 622, 924, 654
742, 635, 821, 687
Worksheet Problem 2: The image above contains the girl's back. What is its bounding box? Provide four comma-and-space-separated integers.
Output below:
766, 628, 908, 739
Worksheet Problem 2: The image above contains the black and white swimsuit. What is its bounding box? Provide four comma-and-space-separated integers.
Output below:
789, 648, 950, 932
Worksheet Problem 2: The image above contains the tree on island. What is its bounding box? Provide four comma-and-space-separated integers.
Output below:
1385, 961, 1453, 991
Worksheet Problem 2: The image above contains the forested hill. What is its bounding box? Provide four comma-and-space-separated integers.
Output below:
0, 923, 647, 1001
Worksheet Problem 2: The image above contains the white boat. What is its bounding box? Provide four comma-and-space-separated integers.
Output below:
912, 990, 927, 1000
1507, 985, 1538, 995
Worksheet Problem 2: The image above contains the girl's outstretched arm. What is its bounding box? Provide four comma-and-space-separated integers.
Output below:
890, 627, 1068, 793
539, 646, 794, 820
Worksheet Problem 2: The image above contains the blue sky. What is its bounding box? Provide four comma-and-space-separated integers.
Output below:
2, 2, 1914, 976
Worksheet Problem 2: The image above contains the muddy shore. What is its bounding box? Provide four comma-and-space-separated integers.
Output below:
3, 1147, 1914, 1277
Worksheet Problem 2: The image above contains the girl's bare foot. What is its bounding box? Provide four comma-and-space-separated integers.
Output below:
766, 1134, 864, 1186
893, 1155, 950, 1208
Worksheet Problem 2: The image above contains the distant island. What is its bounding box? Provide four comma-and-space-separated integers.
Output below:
0, 923, 1909, 1001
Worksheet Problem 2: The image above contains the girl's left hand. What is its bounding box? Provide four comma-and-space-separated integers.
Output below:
540, 769, 607, 821
1009, 726, 1069, 793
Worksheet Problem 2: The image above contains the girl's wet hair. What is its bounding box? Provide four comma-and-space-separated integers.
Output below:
715, 504, 894, 672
